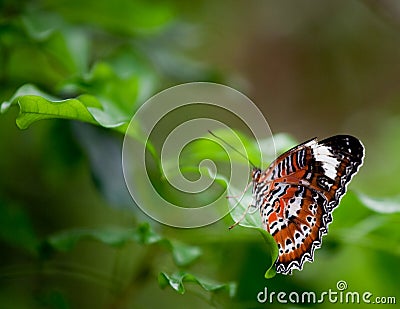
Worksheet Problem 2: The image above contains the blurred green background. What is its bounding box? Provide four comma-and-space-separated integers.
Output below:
1, 0, 400, 308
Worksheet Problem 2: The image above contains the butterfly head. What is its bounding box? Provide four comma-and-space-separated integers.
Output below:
251, 167, 262, 182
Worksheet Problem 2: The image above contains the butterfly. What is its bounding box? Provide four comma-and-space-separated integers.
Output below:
250, 135, 364, 274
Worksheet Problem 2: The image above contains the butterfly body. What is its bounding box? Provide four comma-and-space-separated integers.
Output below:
252, 135, 364, 275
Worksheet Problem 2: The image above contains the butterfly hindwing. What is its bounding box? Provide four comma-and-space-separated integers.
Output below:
259, 182, 332, 274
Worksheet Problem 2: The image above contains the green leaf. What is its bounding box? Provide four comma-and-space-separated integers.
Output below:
158, 271, 237, 297
168, 240, 202, 267
356, 192, 400, 213
1, 84, 58, 112
258, 228, 279, 278
43, 222, 201, 267
21, 95, 99, 128
0, 84, 131, 129
187, 129, 263, 167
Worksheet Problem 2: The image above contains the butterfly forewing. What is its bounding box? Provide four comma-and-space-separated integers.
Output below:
254, 135, 364, 274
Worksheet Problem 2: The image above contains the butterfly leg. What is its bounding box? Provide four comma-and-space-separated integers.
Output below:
226, 194, 242, 199
248, 203, 258, 214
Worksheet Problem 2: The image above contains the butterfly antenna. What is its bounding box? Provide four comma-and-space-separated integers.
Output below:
207, 130, 257, 168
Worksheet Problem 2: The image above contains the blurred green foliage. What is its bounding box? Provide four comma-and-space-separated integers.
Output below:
1, 1, 400, 308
